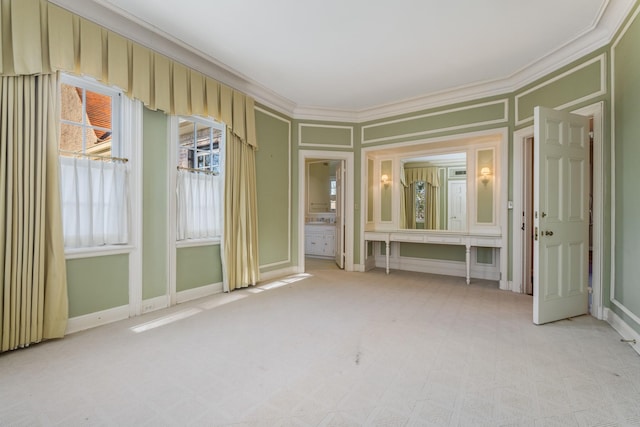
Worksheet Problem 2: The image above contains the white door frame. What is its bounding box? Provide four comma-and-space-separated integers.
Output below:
512, 102, 604, 319
298, 150, 354, 273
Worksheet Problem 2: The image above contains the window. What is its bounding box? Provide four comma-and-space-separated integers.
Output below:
58, 74, 129, 249
178, 118, 221, 174
176, 117, 225, 241
415, 181, 426, 223
330, 178, 337, 211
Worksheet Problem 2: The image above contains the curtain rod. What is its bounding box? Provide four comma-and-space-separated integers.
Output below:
177, 166, 219, 176
59, 150, 128, 163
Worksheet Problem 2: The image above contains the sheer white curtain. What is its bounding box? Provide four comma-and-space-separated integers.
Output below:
176, 169, 222, 240
59, 157, 129, 248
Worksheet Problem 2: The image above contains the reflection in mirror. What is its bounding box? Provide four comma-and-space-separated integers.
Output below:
400, 152, 467, 231
307, 160, 337, 213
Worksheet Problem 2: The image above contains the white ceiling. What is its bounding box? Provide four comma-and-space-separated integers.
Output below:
61, 0, 634, 119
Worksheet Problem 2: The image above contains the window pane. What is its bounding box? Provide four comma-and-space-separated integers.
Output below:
61, 84, 83, 123
179, 120, 195, 148
85, 89, 112, 131
87, 128, 112, 157
196, 122, 212, 146
195, 150, 211, 169
416, 181, 426, 222
60, 122, 84, 152
178, 147, 192, 169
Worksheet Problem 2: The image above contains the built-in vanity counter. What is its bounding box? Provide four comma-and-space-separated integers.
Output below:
363, 130, 508, 288
364, 230, 502, 284
305, 224, 336, 257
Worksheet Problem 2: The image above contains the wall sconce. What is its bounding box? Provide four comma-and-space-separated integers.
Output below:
381, 174, 390, 187
480, 167, 491, 186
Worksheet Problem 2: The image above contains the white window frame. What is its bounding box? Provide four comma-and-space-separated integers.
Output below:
173, 115, 226, 248
60, 73, 138, 259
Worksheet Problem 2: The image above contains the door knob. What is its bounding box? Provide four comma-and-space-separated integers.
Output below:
544, 230, 554, 236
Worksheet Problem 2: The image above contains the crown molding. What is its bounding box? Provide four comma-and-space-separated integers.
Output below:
298, 0, 635, 123
51, 0, 635, 124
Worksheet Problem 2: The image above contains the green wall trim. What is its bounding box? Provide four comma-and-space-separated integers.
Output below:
256, 107, 292, 268
476, 247, 494, 265
476, 148, 494, 223
67, 255, 129, 317
612, 5, 640, 323
399, 243, 466, 262
142, 108, 169, 300
362, 99, 508, 145
176, 245, 222, 292
515, 54, 605, 125
380, 160, 393, 221
299, 123, 353, 147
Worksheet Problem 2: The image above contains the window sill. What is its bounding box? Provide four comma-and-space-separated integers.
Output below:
65, 245, 134, 260
176, 237, 221, 248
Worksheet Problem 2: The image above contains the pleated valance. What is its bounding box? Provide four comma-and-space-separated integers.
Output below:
402, 167, 440, 187
0, 0, 257, 147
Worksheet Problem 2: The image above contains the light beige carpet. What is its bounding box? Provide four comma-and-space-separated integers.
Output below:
1, 266, 638, 426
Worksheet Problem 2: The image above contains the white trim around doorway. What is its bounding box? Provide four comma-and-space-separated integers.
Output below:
298, 150, 355, 273
511, 102, 604, 319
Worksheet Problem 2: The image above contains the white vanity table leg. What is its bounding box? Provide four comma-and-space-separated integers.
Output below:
465, 244, 471, 284
385, 240, 390, 274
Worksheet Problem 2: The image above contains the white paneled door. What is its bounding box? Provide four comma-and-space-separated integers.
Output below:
533, 106, 590, 325
448, 180, 467, 231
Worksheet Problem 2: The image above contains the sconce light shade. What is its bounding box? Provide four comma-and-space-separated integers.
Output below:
480, 167, 491, 186
381, 174, 389, 185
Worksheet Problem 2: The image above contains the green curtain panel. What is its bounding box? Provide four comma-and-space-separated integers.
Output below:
1, 74, 68, 352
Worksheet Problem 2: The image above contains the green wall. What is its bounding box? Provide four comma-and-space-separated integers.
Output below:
255, 107, 292, 271
142, 108, 168, 299
612, 5, 640, 333
399, 243, 465, 262
476, 148, 494, 223
66, 255, 128, 317
176, 245, 222, 291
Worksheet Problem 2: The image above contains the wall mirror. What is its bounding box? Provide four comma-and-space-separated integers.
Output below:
365, 131, 503, 235
307, 160, 337, 213
400, 152, 467, 231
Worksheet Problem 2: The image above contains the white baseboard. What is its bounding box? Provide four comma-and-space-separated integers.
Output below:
141, 295, 169, 314
259, 266, 299, 282
353, 263, 366, 272
176, 282, 223, 304
66, 305, 129, 335
605, 307, 640, 356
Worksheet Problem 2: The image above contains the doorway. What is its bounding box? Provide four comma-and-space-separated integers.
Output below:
512, 102, 603, 319
298, 150, 354, 273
